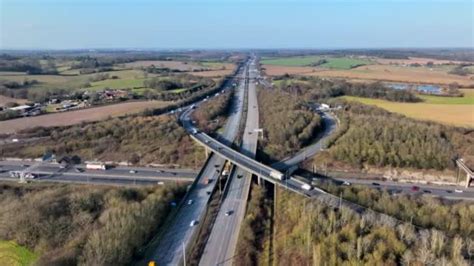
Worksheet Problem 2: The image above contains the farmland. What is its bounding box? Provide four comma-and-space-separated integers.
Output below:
264, 64, 474, 86
0, 100, 171, 134
261, 56, 371, 69
0, 95, 28, 106
341, 94, 474, 127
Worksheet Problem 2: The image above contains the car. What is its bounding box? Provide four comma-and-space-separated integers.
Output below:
237, 174, 243, 179
75, 168, 83, 173
446, 190, 453, 193
248, 132, 252, 135
190, 220, 198, 227
454, 189, 463, 193
187, 199, 194, 205
157, 181, 164, 185
215, 164, 220, 168
342, 181, 351, 186
371, 182, 380, 186
411, 186, 420, 192
206, 191, 211, 195
156, 169, 163, 173
390, 189, 403, 195
129, 170, 137, 174
423, 189, 431, 193
225, 210, 233, 216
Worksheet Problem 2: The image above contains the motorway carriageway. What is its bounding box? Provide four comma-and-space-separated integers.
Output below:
0, 161, 197, 186
199, 56, 260, 265
142, 58, 249, 265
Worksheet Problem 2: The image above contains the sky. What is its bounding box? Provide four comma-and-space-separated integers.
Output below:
0, 0, 473, 49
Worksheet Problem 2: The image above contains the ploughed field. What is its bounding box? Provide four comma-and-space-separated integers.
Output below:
0, 100, 170, 134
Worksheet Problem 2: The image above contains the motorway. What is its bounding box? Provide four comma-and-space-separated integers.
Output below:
143, 58, 249, 265
0, 161, 196, 185
199, 56, 260, 266
328, 177, 474, 200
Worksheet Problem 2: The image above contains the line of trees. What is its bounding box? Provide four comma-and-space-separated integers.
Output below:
1, 115, 205, 168
0, 183, 186, 265
192, 90, 233, 133
314, 180, 474, 238
271, 188, 472, 265
326, 101, 473, 170
235, 185, 271, 266
276, 76, 421, 102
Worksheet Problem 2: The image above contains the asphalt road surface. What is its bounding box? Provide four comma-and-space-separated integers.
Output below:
0, 161, 197, 185
143, 58, 249, 266
329, 177, 474, 200
200, 56, 260, 266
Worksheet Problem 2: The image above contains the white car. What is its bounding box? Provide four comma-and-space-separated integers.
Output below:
190, 220, 198, 227
454, 189, 463, 193
129, 170, 137, 174
342, 181, 351, 186
187, 199, 194, 205
157, 181, 164, 185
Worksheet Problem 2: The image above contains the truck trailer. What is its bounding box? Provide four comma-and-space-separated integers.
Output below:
269, 170, 284, 180
86, 163, 107, 170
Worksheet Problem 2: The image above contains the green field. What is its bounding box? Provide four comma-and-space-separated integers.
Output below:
0, 240, 37, 266
261, 56, 371, 69
420, 92, 474, 105
89, 78, 145, 90
261, 56, 323, 66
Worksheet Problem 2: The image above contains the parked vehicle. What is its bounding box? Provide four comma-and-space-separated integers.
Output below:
190, 220, 198, 227
301, 183, 312, 191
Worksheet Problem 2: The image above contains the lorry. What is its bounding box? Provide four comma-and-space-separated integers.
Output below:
301, 183, 312, 191
269, 170, 284, 180
86, 163, 107, 170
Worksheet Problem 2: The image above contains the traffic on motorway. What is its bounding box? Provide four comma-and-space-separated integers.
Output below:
0, 160, 197, 185
143, 57, 251, 265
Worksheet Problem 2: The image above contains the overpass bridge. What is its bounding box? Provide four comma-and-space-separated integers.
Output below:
188, 129, 326, 197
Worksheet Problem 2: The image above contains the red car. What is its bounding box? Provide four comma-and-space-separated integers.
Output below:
411, 186, 420, 192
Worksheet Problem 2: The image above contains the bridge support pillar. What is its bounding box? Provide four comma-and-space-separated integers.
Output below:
465, 173, 472, 188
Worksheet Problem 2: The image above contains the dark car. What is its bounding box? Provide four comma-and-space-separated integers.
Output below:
423, 189, 431, 194
371, 182, 380, 186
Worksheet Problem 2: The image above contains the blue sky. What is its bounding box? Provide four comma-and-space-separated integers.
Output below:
1, 0, 472, 49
